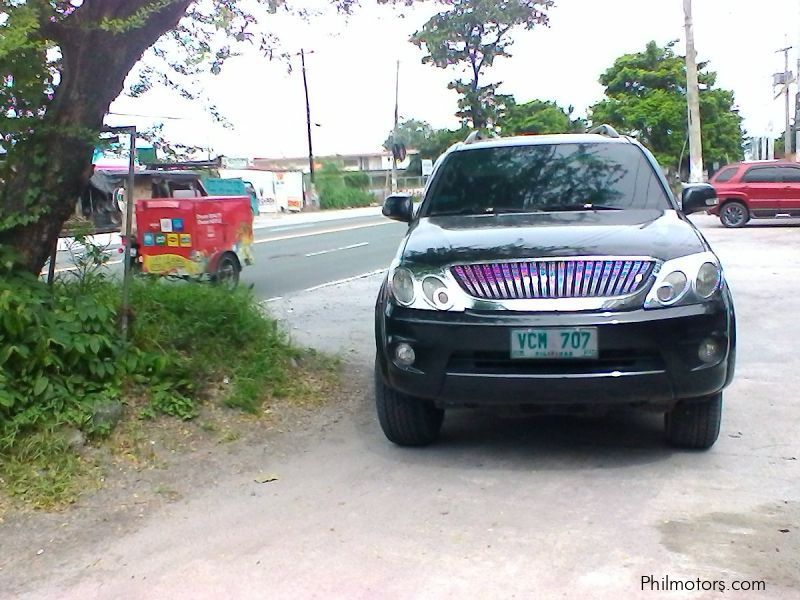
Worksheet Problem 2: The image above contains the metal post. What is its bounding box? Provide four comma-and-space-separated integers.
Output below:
683, 0, 704, 182
391, 59, 400, 194
300, 49, 314, 187
121, 127, 136, 342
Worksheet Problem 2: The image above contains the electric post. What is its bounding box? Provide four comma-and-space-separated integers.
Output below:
683, 0, 704, 182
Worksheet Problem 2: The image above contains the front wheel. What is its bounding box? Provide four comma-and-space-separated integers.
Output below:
665, 393, 722, 450
375, 360, 444, 446
719, 201, 749, 228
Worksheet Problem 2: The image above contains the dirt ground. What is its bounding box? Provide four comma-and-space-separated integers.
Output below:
1, 215, 798, 599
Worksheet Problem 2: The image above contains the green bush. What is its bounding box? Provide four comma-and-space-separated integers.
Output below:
0, 274, 297, 451
0, 274, 121, 449
342, 170, 370, 190
316, 161, 375, 210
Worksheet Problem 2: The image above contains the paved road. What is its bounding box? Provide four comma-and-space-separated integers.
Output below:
242, 216, 405, 299
52, 214, 407, 299
14, 215, 800, 599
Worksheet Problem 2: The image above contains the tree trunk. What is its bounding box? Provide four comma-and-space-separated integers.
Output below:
0, 0, 193, 275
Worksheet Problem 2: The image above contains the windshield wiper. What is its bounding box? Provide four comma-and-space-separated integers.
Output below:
431, 207, 541, 217
429, 208, 486, 217
543, 204, 623, 212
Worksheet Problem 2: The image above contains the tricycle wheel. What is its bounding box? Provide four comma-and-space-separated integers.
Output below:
214, 253, 240, 289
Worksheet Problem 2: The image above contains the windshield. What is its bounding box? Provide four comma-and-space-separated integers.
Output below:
424, 143, 671, 216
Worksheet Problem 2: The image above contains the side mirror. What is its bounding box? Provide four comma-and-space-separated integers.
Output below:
383, 194, 413, 223
681, 183, 718, 215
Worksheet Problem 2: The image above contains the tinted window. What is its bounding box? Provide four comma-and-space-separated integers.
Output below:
743, 167, 782, 183
425, 143, 670, 216
713, 167, 738, 182
780, 166, 800, 182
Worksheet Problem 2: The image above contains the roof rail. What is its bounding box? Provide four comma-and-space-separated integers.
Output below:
587, 124, 620, 138
464, 130, 497, 144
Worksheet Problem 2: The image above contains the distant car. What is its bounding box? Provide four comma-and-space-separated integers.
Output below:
709, 161, 800, 227
375, 129, 736, 450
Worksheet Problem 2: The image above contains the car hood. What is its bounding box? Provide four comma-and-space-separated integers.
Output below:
401, 210, 707, 267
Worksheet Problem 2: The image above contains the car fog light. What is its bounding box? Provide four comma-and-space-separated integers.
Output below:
656, 271, 688, 304
698, 338, 723, 364
395, 343, 416, 367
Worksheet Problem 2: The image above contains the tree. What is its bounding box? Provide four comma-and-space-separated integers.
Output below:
418, 127, 471, 160
411, 0, 552, 130
383, 118, 435, 152
498, 99, 585, 136
381, 120, 469, 162
0, 0, 358, 274
589, 41, 743, 172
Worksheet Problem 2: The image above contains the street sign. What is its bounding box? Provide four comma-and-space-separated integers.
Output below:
421, 159, 434, 176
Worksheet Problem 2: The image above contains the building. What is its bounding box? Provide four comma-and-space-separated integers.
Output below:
252, 150, 414, 173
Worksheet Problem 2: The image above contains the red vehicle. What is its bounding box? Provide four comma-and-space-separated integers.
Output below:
709, 161, 800, 227
134, 195, 254, 286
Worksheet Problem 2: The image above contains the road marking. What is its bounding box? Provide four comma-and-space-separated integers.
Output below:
303, 268, 387, 292
304, 242, 369, 257
253, 221, 393, 244
51, 259, 123, 274
265, 296, 283, 303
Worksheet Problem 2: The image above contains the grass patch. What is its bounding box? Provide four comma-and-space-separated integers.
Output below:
0, 432, 99, 510
0, 271, 338, 510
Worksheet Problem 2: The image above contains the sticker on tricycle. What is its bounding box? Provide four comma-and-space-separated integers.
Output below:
143, 254, 203, 276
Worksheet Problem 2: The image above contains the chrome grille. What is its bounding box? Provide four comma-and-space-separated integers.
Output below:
451, 259, 655, 300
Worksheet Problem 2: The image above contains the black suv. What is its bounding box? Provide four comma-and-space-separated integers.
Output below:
374, 129, 736, 450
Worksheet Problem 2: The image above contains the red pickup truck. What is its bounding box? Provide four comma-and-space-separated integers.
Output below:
710, 161, 800, 227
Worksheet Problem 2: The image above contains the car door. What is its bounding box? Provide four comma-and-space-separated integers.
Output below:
777, 165, 800, 214
741, 166, 782, 216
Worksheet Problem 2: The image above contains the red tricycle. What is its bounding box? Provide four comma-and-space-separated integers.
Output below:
133, 195, 254, 287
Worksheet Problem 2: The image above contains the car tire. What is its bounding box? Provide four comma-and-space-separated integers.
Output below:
719, 201, 749, 228
665, 393, 722, 450
375, 360, 444, 446
214, 253, 240, 289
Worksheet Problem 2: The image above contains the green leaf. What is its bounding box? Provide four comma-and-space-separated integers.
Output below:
33, 376, 48, 396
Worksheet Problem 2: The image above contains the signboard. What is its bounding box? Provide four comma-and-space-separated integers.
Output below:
421, 159, 434, 177
222, 157, 251, 170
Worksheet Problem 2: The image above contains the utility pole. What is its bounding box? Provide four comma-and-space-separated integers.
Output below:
300, 49, 315, 205
683, 0, 704, 182
391, 59, 400, 194
776, 45, 794, 158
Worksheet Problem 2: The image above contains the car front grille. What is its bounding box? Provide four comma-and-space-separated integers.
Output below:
451, 259, 655, 300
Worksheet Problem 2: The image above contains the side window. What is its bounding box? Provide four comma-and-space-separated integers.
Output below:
742, 167, 781, 183
713, 167, 737, 183
779, 167, 800, 183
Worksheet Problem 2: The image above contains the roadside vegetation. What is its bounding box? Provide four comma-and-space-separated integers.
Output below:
0, 251, 338, 509
316, 162, 375, 210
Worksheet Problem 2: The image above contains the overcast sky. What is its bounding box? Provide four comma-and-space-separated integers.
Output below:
107, 0, 800, 159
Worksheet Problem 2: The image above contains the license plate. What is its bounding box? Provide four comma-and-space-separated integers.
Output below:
510, 328, 598, 359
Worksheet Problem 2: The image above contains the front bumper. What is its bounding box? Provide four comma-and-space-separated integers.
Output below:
375, 288, 736, 410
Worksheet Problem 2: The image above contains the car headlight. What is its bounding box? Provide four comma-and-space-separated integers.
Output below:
422, 276, 453, 310
644, 253, 723, 309
391, 267, 415, 306
655, 271, 688, 304
387, 264, 464, 311
696, 262, 722, 298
